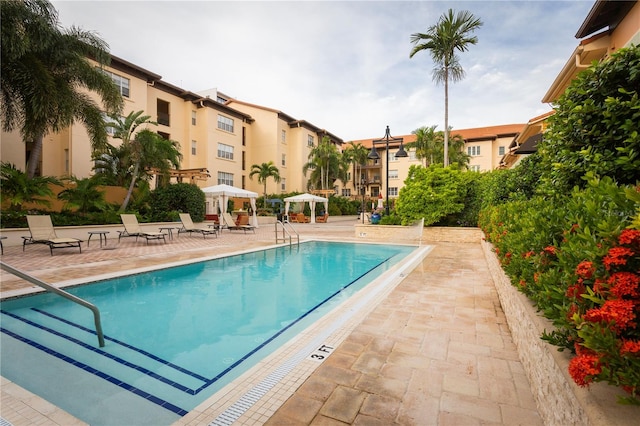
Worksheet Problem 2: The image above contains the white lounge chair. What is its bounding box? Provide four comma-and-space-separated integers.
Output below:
178, 213, 217, 239
119, 214, 166, 244
23, 215, 82, 255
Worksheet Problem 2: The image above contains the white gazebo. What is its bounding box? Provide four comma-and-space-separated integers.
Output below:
201, 184, 259, 227
284, 193, 328, 224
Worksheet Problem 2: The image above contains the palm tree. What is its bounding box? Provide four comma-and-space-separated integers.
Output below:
58, 176, 109, 214
342, 142, 369, 192
106, 111, 182, 211
1, 0, 123, 178
407, 125, 442, 167
0, 162, 61, 211
249, 162, 281, 208
303, 137, 341, 190
410, 9, 483, 167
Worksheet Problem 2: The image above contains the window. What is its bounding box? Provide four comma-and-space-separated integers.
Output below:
102, 112, 120, 136
218, 143, 234, 160
191, 140, 197, 156
100, 69, 130, 97
281, 154, 286, 167
191, 111, 197, 126
157, 99, 170, 126
64, 149, 69, 172
388, 169, 399, 179
467, 146, 481, 156
389, 151, 399, 162
389, 187, 398, 197
218, 115, 234, 133
307, 135, 314, 147
499, 146, 505, 155
470, 165, 480, 172
342, 189, 351, 197
281, 178, 286, 191
281, 130, 286, 143
218, 171, 233, 186
409, 150, 417, 160
346, 172, 351, 181
158, 131, 170, 140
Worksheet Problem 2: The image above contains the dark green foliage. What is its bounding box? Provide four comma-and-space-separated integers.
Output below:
149, 183, 205, 222
0, 162, 61, 210
538, 46, 640, 195
58, 176, 111, 214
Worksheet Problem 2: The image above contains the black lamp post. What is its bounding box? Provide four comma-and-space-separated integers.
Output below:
360, 177, 367, 224
368, 126, 408, 216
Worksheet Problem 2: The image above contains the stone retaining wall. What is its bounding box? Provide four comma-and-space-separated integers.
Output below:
354, 225, 483, 243
482, 240, 639, 425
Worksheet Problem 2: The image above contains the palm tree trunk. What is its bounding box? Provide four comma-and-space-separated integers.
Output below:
120, 161, 140, 212
26, 134, 44, 178
444, 74, 449, 168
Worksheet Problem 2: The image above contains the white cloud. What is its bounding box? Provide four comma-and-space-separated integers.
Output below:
51, 0, 595, 140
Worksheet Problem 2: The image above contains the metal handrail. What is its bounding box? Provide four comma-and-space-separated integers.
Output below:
275, 220, 299, 246
0, 261, 105, 347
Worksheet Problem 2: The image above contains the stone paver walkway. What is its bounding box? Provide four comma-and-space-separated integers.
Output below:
265, 242, 542, 425
0, 218, 542, 425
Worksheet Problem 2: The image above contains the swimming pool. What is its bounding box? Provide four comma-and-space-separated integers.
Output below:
1, 241, 418, 425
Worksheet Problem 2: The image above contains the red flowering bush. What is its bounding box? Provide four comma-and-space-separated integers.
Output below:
479, 176, 640, 404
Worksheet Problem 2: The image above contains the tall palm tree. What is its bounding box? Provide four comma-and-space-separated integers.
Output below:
410, 8, 483, 167
249, 161, 281, 208
1, 0, 123, 178
303, 137, 341, 190
342, 142, 369, 192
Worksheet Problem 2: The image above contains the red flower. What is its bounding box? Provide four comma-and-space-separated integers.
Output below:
523, 250, 535, 258
619, 229, 640, 246
569, 353, 602, 387
593, 278, 607, 296
543, 246, 557, 256
620, 340, 640, 355
575, 261, 595, 280
607, 272, 640, 299
584, 299, 636, 331
603, 247, 634, 270
569, 223, 580, 234
566, 303, 579, 320
566, 283, 585, 298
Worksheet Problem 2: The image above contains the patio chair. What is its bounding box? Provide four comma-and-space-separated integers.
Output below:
316, 214, 329, 223
178, 213, 217, 239
23, 215, 82, 255
222, 212, 255, 233
118, 214, 166, 244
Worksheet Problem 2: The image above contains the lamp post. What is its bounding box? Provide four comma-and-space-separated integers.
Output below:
368, 126, 408, 216
360, 177, 367, 224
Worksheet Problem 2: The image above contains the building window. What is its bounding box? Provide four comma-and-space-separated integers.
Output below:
409, 150, 417, 160
281, 178, 286, 191
218, 115, 234, 133
218, 171, 233, 186
102, 112, 120, 136
281, 130, 286, 143
470, 165, 480, 172
499, 146, 505, 155
389, 151, 400, 162
158, 131, 170, 140
100, 69, 130, 97
342, 188, 351, 197
157, 99, 170, 126
388, 169, 398, 179
467, 146, 481, 156
191, 140, 197, 156
307, 135, 314, 147
346, 172, 351, 181
64, 149, 69, 172
217, 143, 234, 160
281, 154, 286, 167
191, 111, 197, 126
389, 187, 398, 197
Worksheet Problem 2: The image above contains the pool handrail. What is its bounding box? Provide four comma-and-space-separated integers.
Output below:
0, 261, 105, 347
275, 220, 299, 246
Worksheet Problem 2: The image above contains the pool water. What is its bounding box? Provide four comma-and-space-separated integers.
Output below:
1, 241, 415, 425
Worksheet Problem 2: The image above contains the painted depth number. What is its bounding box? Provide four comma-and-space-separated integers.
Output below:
307, 344, 335, 362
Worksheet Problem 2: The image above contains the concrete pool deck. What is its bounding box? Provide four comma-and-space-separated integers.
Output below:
0, 216, 542, 425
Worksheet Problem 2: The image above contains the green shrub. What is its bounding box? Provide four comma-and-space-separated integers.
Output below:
149, 183, 206, 222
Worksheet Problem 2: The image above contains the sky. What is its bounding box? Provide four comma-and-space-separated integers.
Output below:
51, 0, 596, 141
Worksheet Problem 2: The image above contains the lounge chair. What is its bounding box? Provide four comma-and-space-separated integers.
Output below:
316, 214, 329, 223
296, 213, 310, 223
23, 215, 82, 255
222, 212, 255, 233
178, 213, 217, 239
118, 214, 166, 244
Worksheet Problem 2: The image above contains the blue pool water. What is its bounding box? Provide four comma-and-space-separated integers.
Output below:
1, 241, 416, 425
